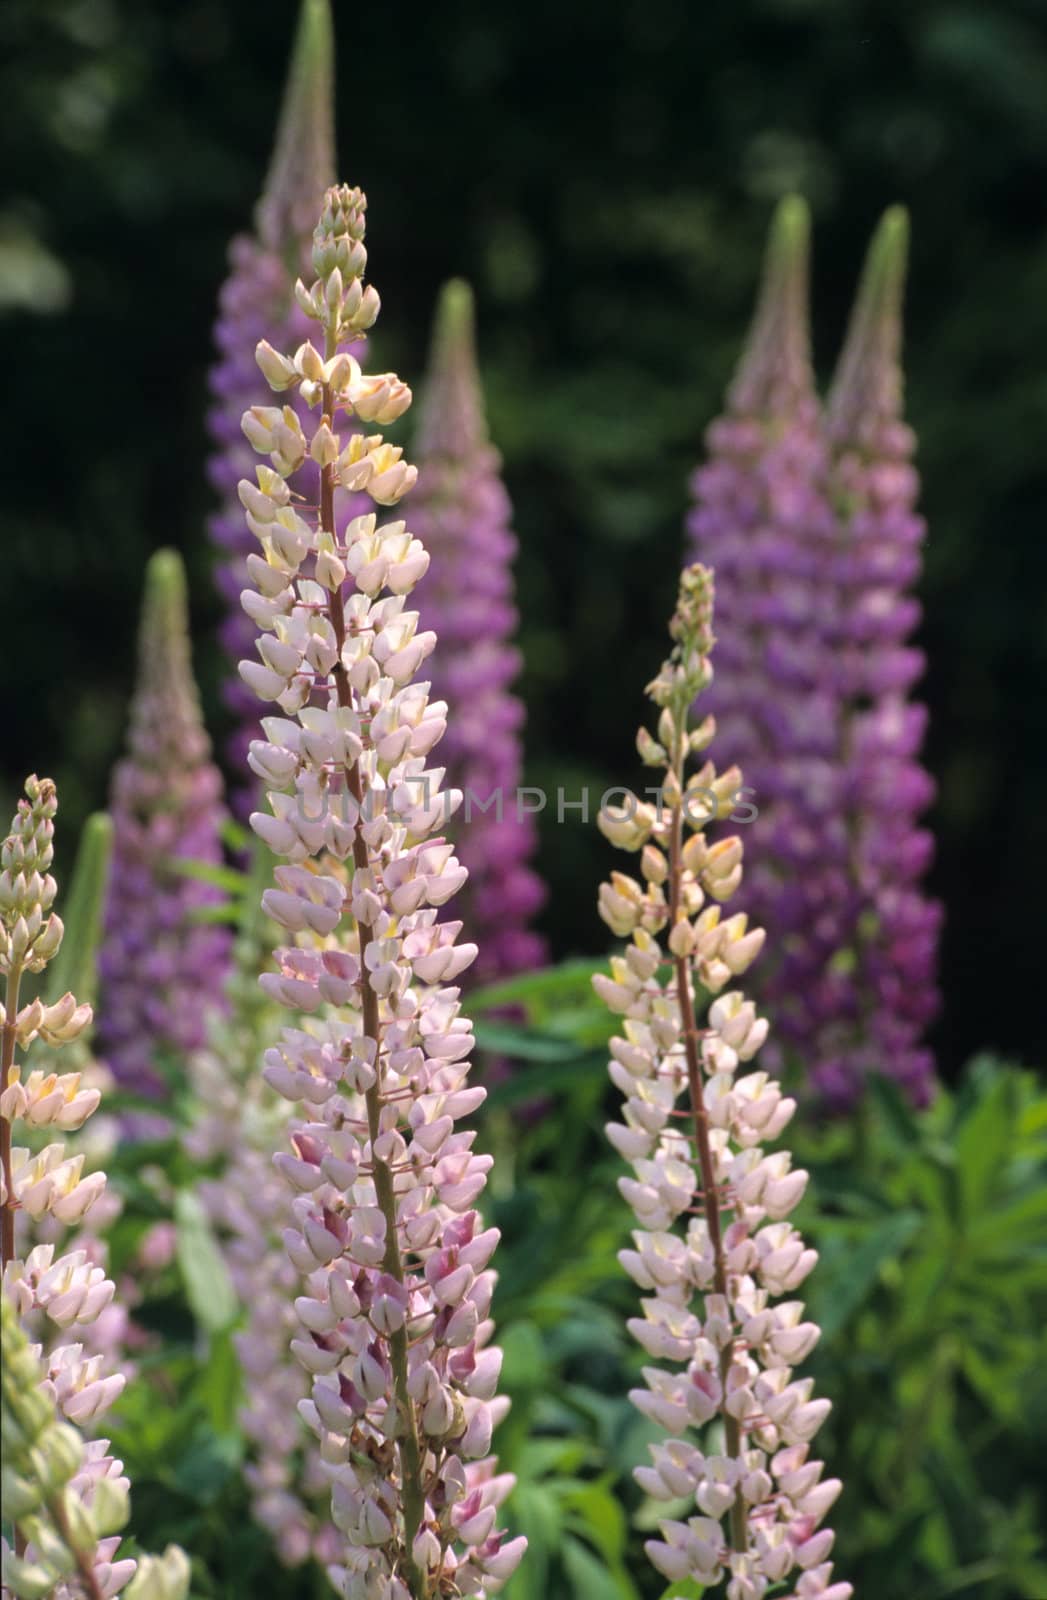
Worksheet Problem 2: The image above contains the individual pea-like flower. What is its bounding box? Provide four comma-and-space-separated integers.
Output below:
238, 184, 524, 1598
1, 779, 136, 1600
686, 198, 939, 1108
594, 567, 850, 1600
96, 550, 231, 1096
409, 280, 546, 983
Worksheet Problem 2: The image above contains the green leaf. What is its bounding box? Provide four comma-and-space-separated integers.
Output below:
954, 1068, 1018, 1216
811, 1209, 922, 1339
45, 811, 113, 1006
473, 1021, 586, 1061
483, 1053, 608, 1109
561, 1535, 637, 1598
470, 959, 607, 1015
174, 1190, 237, 1334
165, 856, 249, 896
562, 1479, 628, 1560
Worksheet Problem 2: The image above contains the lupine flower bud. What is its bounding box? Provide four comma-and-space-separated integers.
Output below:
97, 550, 230, 1095
409, 280, 546, 982
687, 199, 939, 1107
239, 186, 523, 1597
595, 566, 849, 1599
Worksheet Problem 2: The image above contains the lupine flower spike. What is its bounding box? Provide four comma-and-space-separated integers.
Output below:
595, 569, 850, 1600
411, 280, 546, 982
207, 0, 339, 798
688, 200, 939, 1108
98, 550, 231, 1095
822, 207, 940, 1107
1, 778, 136, 1598
239, 185, 525, 1598
685, 200, 849, 1098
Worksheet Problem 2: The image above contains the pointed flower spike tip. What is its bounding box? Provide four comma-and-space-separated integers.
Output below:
829, 204, 909, 442
144, 546, 188, 630
730, 193, 813, 417
419, 277, 488, 454
435, 277, 477, 355
139, 548, 193, 697
256, 0, 336, 252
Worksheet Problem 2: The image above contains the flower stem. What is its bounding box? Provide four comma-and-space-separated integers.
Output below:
321, 381, 428, 1598
667, 722, 747, 1557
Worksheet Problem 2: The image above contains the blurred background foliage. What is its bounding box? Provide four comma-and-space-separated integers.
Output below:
3, 0, 1047, 1070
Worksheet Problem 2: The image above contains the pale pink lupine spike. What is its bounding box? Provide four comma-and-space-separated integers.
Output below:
237, 184, 523, 1598
0, 777, 139, 1598
594, 567, 850, 1600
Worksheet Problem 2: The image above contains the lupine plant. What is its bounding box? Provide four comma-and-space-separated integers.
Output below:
688, 200, 939, 1107
1, 779, 145, 1599
595, 567, 849, 1599
207, 0, 342, 796
822, 209, 940, 1108
97, 550, 230, 1096
411, 280, 546, 983
236, 183, 525, 1598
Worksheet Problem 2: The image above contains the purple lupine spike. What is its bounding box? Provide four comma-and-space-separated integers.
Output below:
687, 200, 940, 1108
821, 208, 941, 1107
686, 201, 849, 1086
410, 280, 546, 983
207, 0, 336, 800
97, 550, 230, 1094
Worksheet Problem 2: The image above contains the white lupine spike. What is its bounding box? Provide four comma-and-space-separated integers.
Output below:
595, 568, 849, 1599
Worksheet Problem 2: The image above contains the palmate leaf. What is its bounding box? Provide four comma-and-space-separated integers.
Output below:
809, 1210, 922, 1340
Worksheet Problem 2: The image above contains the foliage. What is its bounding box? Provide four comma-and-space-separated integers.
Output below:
85, 956, 1046, 1598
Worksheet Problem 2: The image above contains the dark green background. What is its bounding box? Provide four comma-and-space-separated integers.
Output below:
4, 0, 1046, 1078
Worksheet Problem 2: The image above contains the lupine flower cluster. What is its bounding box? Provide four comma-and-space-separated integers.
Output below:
595, 568, 849, 1600
207, 0, 343, 796
97, 551, 230, 1096
2, 1293, 189, 1600
410, 281, 546, 983
237, 183, 524, 1598
687, 199, 939, 1106
1, 779, 135, 1599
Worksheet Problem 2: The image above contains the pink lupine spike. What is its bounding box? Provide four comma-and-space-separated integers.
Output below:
238, 184, 523, 1599
687, 201, 940, 1108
